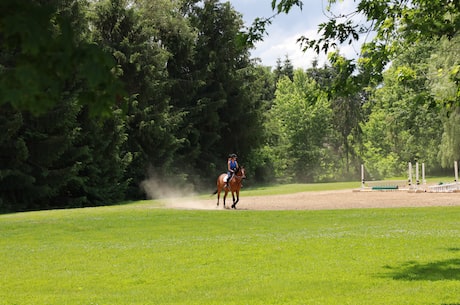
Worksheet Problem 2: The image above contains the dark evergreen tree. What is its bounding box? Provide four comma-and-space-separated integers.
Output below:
0, 0, 121, 212
0, 106, 30, 212
140, 0, 201, 185
273, 57, 284, 83
70, 107, 131, 207
90, 0, 183, 198
179, 0, 266, 185
0, 0, 123, 115
282, 55, 294, 81
0, 100, 82, 212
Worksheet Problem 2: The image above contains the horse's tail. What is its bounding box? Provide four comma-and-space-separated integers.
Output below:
211, 189, 218, 196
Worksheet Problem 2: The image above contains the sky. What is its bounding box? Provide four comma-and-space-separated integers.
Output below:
228, 0, 370, 69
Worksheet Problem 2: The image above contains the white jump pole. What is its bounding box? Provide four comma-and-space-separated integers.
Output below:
455, 161, 458, 183
454, 161, 459, 191
422, 163, 426, 185
408, 162, 412, 186
361, 164, 365, 189
416, 162, 419, 186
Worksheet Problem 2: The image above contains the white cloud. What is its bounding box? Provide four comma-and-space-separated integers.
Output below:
229, 0, 372, 69
251, 31, 327, 69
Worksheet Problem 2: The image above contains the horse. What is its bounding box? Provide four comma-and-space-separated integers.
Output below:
213, 167, 246, 209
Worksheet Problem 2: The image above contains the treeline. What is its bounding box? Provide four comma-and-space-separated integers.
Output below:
0, 0, 458, 212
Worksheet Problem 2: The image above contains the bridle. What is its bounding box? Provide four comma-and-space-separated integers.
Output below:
232, 167, 246, 182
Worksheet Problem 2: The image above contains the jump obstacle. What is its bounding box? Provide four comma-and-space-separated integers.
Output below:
358, 161, 460, 193
428, 161, 460, 193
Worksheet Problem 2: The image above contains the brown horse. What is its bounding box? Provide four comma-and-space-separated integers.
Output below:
213, 167, 246, 209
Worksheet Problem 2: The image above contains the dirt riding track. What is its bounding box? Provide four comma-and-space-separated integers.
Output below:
168, 189, 460, 210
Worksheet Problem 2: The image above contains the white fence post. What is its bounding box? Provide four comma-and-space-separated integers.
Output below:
422, 163, 426, 185
408, 162, 412, 187
455, 161, 459, 191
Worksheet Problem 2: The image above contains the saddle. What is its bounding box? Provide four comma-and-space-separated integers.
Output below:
223, 174, 233, 189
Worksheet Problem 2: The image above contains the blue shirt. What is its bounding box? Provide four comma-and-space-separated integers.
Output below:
229, 160, 237, 171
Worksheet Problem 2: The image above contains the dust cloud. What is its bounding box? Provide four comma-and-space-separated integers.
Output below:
140, 173, 221, 210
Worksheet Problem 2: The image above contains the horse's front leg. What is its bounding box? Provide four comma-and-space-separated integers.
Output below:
231, 191, 239, 209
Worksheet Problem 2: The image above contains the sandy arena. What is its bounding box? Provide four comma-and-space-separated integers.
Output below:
165, 189, 460, 210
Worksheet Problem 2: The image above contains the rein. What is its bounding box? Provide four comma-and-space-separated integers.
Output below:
231, 168, 245, 182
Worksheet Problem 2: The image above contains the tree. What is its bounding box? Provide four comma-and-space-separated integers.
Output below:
172, 0, 265, 185
0, 93, 130, 213
0, 0, 124, 115
326, 52, 363, 175
303, 52, 365, 178
0, 0, 131, 212
267, 69, 332, 182
71, 107, 131, 207
243, 0, 458, 179
0, 100, 82, 212
243, 65, 276, 183
245, 0, 459, 85
428, 36, 460, 166
90, 0, 184, 198
360, 41, 443, 178
273, 54, 295, 81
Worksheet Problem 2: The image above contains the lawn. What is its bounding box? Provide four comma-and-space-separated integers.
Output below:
1, 187, 459, 304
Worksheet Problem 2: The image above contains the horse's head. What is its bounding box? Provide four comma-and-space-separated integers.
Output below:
236, 166, 246, 179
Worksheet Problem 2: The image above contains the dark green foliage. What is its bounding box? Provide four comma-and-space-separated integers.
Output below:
171, 0, 266, 185
90, 0, 184, 198
360, 41, 444, 177
0, 101, 81, 211
0, 0, 124, 115
0, 106, 29, 212
0, 101, 130, 212
1, 0, 458, 212
1, 0, 267, 210
71, 108, 131, 206
0, 0, 130, 211
274, 55, 294, 81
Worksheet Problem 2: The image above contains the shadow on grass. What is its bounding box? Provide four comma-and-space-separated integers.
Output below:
382, 258, 460, 281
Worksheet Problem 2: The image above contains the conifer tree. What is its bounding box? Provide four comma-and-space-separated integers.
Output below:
0, 100, 82, 211
90, 0, 184, 198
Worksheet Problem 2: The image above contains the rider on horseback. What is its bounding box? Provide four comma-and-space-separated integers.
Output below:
226, 153, 239, 188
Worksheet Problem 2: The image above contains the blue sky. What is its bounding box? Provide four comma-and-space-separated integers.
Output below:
228, 0, 368, 69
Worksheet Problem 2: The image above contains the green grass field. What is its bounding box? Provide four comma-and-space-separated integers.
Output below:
1, 183, 459, 304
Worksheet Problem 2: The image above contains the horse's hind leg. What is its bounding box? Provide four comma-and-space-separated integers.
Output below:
216, 188, 221, 207
223, 190, 229, 209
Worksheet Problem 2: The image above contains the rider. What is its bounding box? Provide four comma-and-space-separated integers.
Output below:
226, 153, 239, 188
